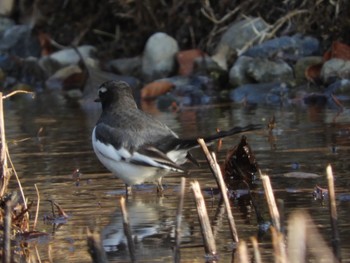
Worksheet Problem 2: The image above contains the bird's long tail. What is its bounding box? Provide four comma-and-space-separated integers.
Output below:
176, 124, 263, 150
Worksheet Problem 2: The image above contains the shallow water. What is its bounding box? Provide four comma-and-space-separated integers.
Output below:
5, 92, 350, 262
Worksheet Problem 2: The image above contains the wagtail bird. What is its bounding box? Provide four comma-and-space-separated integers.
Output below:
92, 80, 261, 194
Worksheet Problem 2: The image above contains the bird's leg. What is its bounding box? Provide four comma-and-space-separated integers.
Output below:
125, 184, 132, 197
156, 178, 164, 196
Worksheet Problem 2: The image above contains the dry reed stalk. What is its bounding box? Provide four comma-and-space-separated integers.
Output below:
33, 184, 40, 230
0, 92, 9, 197
197, 138, 239, 243
277, 199, 285, 234
6, 150, 27, 209
235, 240, 249, 263
3, 198, 12, 263
250, 237, 262, 263
326, 164, 341, 262
120, 196, 136, 262
174, 177, 186, 263
48, 244, 53, 263
271, 227, 287, 263
261, 174, 281, 232
0, 89, 34, 197
287, 210, 306, 263
287, 210, 338, 263
34, 245, 42, 263
86, 229, 108, 263
191, 180, 217, 257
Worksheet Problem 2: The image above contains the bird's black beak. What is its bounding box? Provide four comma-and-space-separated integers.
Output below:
94, 98, 100, 102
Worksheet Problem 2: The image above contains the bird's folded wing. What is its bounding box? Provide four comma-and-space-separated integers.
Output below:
94, 125, 184, 172
134, 146, 185, 172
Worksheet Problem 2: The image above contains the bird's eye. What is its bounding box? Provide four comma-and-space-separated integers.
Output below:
99, 86, 107, 94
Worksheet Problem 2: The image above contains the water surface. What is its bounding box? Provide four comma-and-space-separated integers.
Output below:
6, 92, 350, 262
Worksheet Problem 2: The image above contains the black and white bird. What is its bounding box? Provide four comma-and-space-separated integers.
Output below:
92, 80, 260, 193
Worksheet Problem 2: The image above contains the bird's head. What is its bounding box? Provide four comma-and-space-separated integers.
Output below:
95, 80, 137, 110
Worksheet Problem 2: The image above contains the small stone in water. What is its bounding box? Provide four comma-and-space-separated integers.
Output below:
331, 145, 338, 154
291, 162, 300, 170
283, 172, 320, 178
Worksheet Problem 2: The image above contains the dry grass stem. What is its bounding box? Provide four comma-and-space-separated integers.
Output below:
197, 138, 239, 243
261, 174, 281, 232
86, 228, 108, 263
33, 184, 40, 230
327, 164, 341, 261
250, 236, 262, 263
212, 152, 239, 243
6, 149, 27, 209
0, 92, 9, 197
3, 198, 13, 263
288, 210, 338, 263
191, 180, 217, 256
34, 245, 42, 263
235, 240, 249, 263
271, 227, 287, 263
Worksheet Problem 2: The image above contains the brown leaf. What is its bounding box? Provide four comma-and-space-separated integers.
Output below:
141, 81, 174, 100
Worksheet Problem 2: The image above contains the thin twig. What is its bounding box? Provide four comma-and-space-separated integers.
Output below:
33, 184, 40, 231
2, 90, 35, 100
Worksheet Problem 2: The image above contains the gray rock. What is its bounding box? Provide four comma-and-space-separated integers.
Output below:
0, 25, 41, 58
229, 56, 255, 86
294, 56, 323, 85
107, 56, 141, 76
48, 45, 96, 67
212, 17, 270, 69
243, 34, 320, 60
219, 17, 270, 51
229, 56, 293, 85
247, 58, 294, 83
193, 55, 223, 73
321, 58, 350, 83
230, 82, 289, 105
142, 32, 179, 81
0, 17, 14, 34
38, 56, 64, 78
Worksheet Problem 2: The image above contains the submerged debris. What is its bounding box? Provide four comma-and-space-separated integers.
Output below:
223, 135, 259, 189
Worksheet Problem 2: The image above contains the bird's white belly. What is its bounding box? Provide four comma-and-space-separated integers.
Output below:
97, 153, 162, 185
92, 128, 165, 185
